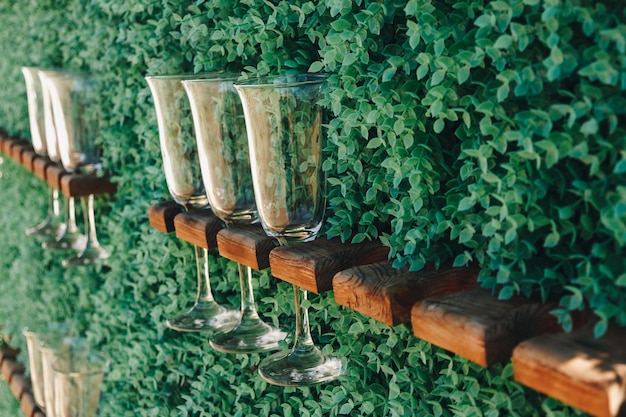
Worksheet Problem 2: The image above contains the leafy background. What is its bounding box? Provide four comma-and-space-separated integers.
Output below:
0, 0, 624, 415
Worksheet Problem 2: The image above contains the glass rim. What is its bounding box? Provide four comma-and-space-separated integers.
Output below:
51, 350, 110, 377
180, 73, 241, 85
144, 70, 224, 81
234, 73, 328, 88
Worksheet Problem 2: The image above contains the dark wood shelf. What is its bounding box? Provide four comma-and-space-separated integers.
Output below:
411, 288, 566, 366
269, 238, 389, 294
0, 132, 116, 198
0, 345, 43, 417
333, 262, 478, 327
513, 323, 626, 417
144, 194, 625, 417
216, 224, 276, 270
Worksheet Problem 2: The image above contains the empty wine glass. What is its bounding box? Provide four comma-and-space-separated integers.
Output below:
51, 349, 109, 417
235, 74, 346, 385
40, 335, 88, 417
183, 75, 287, 353
146, 73, 240, 332
22, 322, 74, 413
21, 66, 65, 239
38, 69, 86, 253
43, 72, 109, 266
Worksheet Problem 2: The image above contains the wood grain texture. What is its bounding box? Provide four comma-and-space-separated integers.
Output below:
148, 200, 183, 233
217, 224, 277, 270
60, 173, 117, 197
174, 209, 223, 249
411, 288, 563, 366
513, 324, 626, 417
333, 263, 479, 326
269, 238, 390, 294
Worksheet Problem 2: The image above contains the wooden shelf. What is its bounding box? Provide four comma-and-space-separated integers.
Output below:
0, 132, 116, 198
173, 209, 223, 250
411, 288, 566, 366
147, 200, 182, 233
513, 323, 626, 417
333, 262, 478, 326
216, 224, 276, 270
0, 345, 43, 417
145, 201, 626, 417
269, 238, 389, 294
60, 173, 117, 197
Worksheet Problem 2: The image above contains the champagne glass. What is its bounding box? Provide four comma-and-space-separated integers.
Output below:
22, 322, 74, 413
183, 75, 287, 353
235, 74, 346, 385
43, 72, 109, 266
51, 349, 109, 417
21, 67, 65, 239
146, 73, 240, 332
38, 70, 86, 252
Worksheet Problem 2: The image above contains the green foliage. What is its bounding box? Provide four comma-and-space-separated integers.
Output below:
0, 0, 623, 415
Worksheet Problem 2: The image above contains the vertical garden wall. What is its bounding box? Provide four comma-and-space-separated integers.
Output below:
0, 0, 624, 415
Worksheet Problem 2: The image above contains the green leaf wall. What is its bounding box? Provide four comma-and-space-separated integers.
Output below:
0, 0, 622, 415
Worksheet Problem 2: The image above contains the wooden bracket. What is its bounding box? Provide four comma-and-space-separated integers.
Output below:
147, 200, 183, 233
173, 209, 222, 249
333, 263, 478, 326
60, 173, 117, 197
216, 224, 276, 270
513, 323, 626, 417
269, 238, 389, 294
411, 288, 565, 366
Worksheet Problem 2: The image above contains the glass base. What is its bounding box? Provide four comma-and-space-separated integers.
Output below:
62, 245, 110, 267
258, 345, 346, 387
209, 316, 287, 354
42, 230, 86, 252
166, 301, 241, 333
26, 217, 65, 239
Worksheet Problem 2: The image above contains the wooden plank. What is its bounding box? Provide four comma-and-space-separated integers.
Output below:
269, 238, 390, 294
21, 149, 39, 172
411, 288, 564, 366
513, 324, 626, 417
216, 224, 276, 270
20, 391, 38, 417
0, 136, 17, 156
148, 200, 183, 233
33, 157, 53, 181
45, 163, 68, 190
174, 209, 223, 249
9, 141, 32, 165
60, 173, 117, 197
333, 263, 479, 326
1, 358, 24, 383
10, 372, 30, 400
0, 346, 20, 363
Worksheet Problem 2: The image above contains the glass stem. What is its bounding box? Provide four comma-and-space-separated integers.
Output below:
66, 197, 79, 233
80, 194, 101, 249
194, 246, 215, 304
292, 285, 316, 354
238, 263, 261, 323
49, 188, 62, 218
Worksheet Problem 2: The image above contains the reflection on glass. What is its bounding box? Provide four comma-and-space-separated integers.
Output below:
183, 75, 287, 353
236, 74, 346, 386
146, 73, 240, 332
